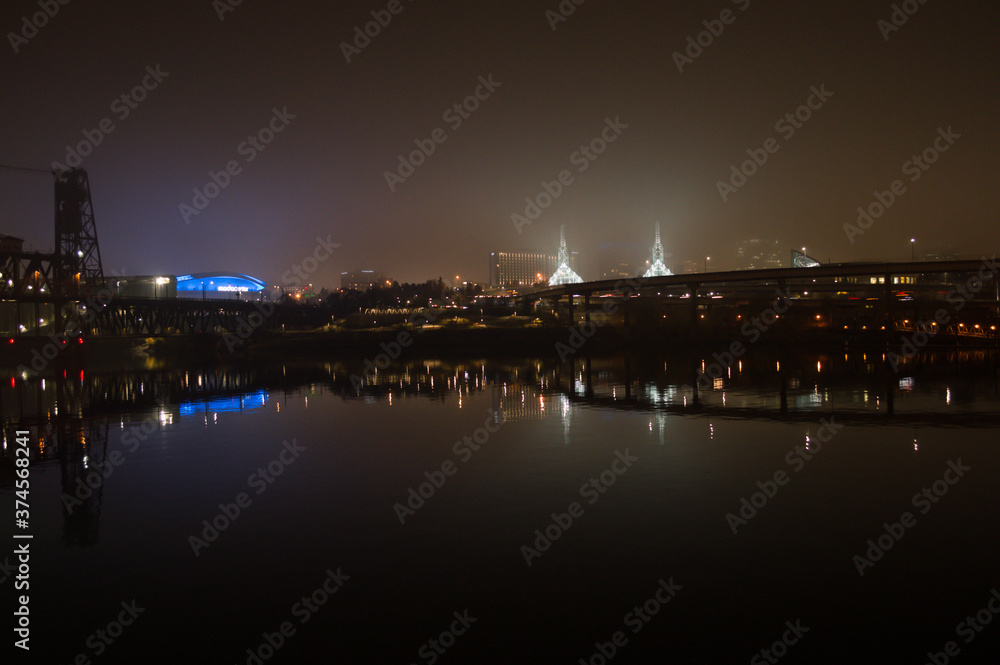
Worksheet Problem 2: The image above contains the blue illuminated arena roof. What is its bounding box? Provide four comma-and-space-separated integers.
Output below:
175, 272, 267, 292
179, 390, 268, 416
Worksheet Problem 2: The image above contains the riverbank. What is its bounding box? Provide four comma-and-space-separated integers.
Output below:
3, 324, 995, 373
133, 324, 998, 361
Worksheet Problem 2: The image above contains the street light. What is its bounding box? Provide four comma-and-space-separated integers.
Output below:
155, 276, 169, 299
705, 256, 710, 273
910, 238, 915, 261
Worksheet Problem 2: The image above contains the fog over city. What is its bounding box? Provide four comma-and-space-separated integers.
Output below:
2, 0, 997, 285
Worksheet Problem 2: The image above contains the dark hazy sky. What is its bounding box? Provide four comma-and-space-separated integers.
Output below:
2, 0, 997, 286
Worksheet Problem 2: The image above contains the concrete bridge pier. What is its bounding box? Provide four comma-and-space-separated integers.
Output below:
690, 357, 700, 406
776, 277, 789, 341
777, 278, 788, 306
779, 363, 788, 413
688, 283, 700, 335
882, 272, 894, 343
885, 367, 895, 416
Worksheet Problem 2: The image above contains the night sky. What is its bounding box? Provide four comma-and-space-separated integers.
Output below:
2, 0, 997, 286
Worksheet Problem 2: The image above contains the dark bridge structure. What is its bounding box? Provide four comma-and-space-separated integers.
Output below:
3, 166, 996, 341
520, 259, 999, 336
0, 167, 293, 339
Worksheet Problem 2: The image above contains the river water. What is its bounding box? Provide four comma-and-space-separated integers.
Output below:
3, 347, 1000, 663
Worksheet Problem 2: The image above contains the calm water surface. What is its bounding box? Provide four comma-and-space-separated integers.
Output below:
3, 349, 1000, 663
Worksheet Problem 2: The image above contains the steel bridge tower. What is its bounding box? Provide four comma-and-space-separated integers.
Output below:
54, 168, 105, 295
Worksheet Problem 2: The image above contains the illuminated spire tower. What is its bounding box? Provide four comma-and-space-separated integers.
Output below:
548, 225, 583, 285
643, 222, 673, 277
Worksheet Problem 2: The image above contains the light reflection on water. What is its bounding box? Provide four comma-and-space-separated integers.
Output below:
2, 348, 1000, 662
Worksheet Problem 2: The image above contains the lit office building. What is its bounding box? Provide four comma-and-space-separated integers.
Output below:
489, 252, 557, 287
736, 239, 783, 270
341, 270, 390, 291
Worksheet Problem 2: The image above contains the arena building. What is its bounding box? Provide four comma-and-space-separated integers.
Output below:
175, 273, 268, 299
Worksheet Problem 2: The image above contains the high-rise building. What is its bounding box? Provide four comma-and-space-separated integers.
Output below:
489, 252, 557, 287
341, 270, 390, 291
736, 239, 782, 270
601, 261, 635, 279
678, 259, 701, 274
596, 241, 640, 279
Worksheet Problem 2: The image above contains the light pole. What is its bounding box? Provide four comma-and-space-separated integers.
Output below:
910, 238, 915, 262
705, 256, 710, 273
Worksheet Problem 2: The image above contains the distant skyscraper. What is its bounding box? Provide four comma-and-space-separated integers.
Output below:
736, 239, 783, 270
597, 241, 641, 279
341, 270, 390, 290
643, 223, 673, 277
549, 226, 584, 285
601, 261, 635, 279
679, 259, 700, 274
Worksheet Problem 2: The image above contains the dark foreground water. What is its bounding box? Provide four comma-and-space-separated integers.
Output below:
2, 348, 1000, 664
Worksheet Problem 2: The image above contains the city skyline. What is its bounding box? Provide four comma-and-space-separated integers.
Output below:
1, 1, 996, 287
5, 3, 1000, 662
